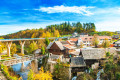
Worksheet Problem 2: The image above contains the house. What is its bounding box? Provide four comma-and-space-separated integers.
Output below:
47, 53, 65, 73
112, 35, 119, 39
116, 31, 120, 34
114, 40, 120, 49
78, 36, 93, 46
69, 38, 78, 46
47, 41, 64, 55
47, 41, 78, 57
98, 36, 112, 44
81, 48, 106, 69
77, 36, 112, 47
48, 53, 64, 62
70, 57, 86, 76
79, 33, 88, 37
72, 32, 78, 37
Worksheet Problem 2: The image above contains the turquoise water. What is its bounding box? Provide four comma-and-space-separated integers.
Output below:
11, 61, 31, 80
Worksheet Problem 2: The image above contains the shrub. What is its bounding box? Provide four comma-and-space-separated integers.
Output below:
106, 52, 110, 57
116, 72, 120, 80
0, 64, 19, 80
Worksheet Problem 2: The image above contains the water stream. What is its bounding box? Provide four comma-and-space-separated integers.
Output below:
96, 69, 104, 80
11, 61, 31, 80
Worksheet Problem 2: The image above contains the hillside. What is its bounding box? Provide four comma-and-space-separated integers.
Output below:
1, 22, 96, 39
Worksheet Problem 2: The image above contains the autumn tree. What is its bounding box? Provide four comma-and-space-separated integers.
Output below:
53, 63, 70, 80
0, 42, 4, 53
28, 42, 38, 54
38, 40, 46, 48
53, 30, 60, 37
27, 69, 34, 80
0, 37, 6, 54
11, 43, 17, 56
80, 42, 84, 48
93, 34, 99, 48
27, 67, 53, 80
102, 38, 110, 48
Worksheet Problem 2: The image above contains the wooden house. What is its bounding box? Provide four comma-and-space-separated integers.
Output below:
82, 48, 106, 69
70, 57, 86, 76
47, 41, 65, 55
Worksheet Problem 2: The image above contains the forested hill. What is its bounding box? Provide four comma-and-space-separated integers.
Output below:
2, 22, 96, 39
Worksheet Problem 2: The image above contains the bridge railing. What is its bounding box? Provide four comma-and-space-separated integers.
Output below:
0, 55, 34, 66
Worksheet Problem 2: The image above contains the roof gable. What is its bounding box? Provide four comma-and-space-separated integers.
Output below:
47, 41, 64, 50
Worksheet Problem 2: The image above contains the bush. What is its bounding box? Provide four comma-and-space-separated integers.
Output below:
0, 64, 19, 80
116, 72, 120, 80
106, 52, 110, 57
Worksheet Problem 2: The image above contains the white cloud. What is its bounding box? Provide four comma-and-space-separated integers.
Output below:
93, 7, 120, 15
96, 19, 120, 31
35, 5, 94, 16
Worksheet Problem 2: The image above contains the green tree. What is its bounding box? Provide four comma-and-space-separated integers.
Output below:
116, 72, 120, 80
41, 46, 45, 55
45, 37, 50, 46
102, 38, 110, 48
53, 63, 70, 80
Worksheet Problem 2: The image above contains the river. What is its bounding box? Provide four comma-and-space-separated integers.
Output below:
11, 61, 31, 80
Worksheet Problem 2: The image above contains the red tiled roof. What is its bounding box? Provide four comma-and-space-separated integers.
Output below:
98, 36, 112, 40
70, 38, 78, 41
63, 44, 76, 49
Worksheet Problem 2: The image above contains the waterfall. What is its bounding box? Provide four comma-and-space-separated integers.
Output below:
96, 69, 104, 80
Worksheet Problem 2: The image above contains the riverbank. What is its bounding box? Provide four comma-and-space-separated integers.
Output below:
0, 70, 7, 80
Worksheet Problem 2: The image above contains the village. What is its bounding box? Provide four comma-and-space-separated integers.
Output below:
0, 31, 120, 80
41, 32, 120, 80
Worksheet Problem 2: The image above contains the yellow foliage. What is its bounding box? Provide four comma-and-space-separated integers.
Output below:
11, 43, 17, 56
27, 67, 53, 80
0, 41, 6, 53
16, 53, 24, 56
31, 33, 36, 38
54, 30, 60, 37
59, 63, 70, 67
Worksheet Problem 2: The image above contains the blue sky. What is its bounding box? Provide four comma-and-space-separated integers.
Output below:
0, 0, 120, 35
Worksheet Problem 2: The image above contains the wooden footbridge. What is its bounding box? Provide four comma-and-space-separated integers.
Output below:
0, 55, 46, 66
